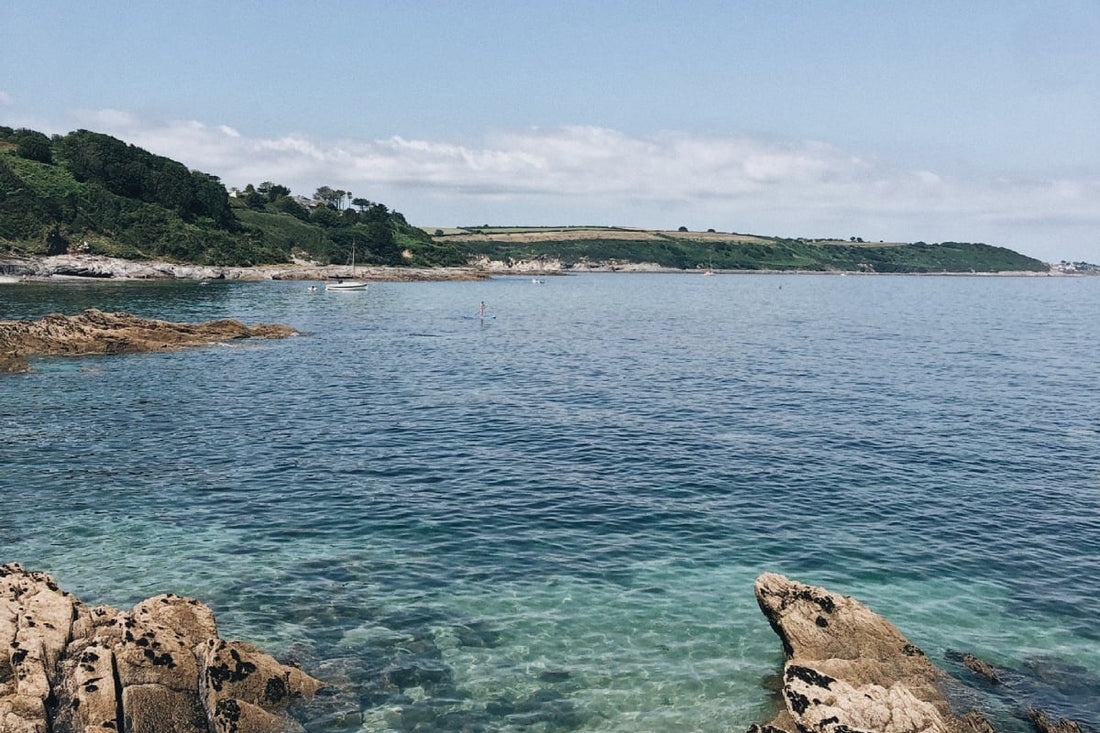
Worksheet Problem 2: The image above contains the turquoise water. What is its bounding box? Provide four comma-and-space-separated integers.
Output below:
2, 273, 1098, 731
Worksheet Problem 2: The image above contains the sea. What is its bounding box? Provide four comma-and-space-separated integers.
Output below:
1, 272, 1098, 732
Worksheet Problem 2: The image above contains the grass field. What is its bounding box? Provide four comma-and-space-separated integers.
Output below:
429, 226, 1045, 273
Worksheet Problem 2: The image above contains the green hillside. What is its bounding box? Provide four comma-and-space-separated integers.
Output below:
0, 126, 454, 267
437, 227, 1049, 273
0, 125, 1050, 273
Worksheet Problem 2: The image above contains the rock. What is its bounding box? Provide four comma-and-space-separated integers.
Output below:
55, 641, 118, 732
0, 564, 77, 732
750, 573, 993, 733
24, 255, 231, 281
6, 254, 492, 282
210, 696, 307, 733
0, 354, 30, 373
200, 639, 323, 713
0, 309, 297, 365
120, 684, 208, 732
947, 651, 1097, 733
1030, 707, 1087, 733
1, 563, 322, 733
960, 653, 1002, 684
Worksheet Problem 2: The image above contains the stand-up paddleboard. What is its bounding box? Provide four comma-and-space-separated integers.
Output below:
465, 302, 495, 320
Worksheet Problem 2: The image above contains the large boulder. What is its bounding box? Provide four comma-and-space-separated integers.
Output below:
1, 563, 322, 733
749, 573, 994, 733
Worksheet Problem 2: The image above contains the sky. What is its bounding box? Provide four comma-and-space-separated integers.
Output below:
2, 0, 1098, 262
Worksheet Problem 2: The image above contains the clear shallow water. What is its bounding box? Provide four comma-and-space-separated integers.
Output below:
2, 273, 1099, 731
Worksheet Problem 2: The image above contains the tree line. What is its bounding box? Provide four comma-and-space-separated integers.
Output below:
0, 126, 463, 267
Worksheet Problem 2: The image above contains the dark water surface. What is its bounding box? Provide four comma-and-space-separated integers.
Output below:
2, 273, 1098, 731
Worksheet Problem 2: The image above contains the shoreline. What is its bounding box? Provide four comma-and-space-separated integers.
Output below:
0, 253, 1075, 282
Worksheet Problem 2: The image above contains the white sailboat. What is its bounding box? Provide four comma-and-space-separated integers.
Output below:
326, 242, 368, 290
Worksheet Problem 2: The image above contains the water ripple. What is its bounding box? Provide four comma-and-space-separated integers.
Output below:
2, 275, 1098, 730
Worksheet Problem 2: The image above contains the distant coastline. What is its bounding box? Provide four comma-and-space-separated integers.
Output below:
0, 253, 1079, 284
1, 128, 1068, 276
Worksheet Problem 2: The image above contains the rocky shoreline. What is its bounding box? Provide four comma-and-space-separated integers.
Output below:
747, 574, 1094, 733
0, 309, 298, 373
0, 254, 1068, 282
3, 566, 1090, 732
749, 573, 994, 733
1, 563, 323, 733
0, 254, 560, 282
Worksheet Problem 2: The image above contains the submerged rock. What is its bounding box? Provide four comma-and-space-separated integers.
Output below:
0, 563, 322, 733
749, 573, 994, 733
948, 650, 1098, 733
1030, 708, 1088, 733
0, 354, 30, 374
0, 309, 297, 369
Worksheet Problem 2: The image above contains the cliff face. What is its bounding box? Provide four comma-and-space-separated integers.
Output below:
0, 309, 297, 373
0, 563, 322, 733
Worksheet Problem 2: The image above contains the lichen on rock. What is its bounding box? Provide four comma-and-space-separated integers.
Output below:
0, 563, 322, 733
750, 572, 994, 733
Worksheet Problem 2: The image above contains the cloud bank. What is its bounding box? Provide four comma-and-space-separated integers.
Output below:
28, 110, 1100, 261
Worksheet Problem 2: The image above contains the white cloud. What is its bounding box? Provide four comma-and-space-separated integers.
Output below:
55, 110, 1100, 262
77, 108, 137, 128
0, 91, 12, 105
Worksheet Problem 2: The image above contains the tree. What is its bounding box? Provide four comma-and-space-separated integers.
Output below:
266, 183, 290, 201
273, 196, 309, 221
364, 220, 402, 264
310, 205, 341, 227
313, 186, 345, 209
189, 171, 235, 228
364, 202, 390, 222
15, 129, 52, 163
245, 190, 267, 210
351, 197, 370, 212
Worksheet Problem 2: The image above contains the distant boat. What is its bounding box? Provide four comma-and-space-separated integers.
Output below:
326, 242, 368, 291
326, 279, 368, 291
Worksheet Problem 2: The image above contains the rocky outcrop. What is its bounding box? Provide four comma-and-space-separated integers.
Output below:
4, 255, 270, 281
0, 309, 297, 372
1030, 708, 1087, 733
749, 573, 994, 733
1, 254, 491, 282
948, 650, 1097, 733
0, 563, 322, 733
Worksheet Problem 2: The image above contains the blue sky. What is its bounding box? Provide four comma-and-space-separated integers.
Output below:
2, 0, 1098, 262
